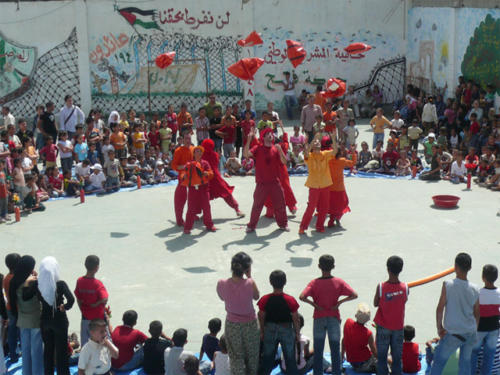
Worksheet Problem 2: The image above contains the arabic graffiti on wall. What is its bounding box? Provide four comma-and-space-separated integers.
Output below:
0, 32, 37, 102
89, 32, 130, 65
158, 8, 230, 30
89, 30, 240, 97
252, 27, 403, 110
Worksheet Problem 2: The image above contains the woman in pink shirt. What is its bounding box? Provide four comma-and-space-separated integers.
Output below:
216, 252, 260, 375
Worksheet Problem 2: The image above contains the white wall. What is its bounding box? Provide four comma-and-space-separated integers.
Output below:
1, 0, 407, 116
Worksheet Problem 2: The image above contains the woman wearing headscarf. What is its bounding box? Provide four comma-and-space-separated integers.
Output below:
201, 138, 244, 217
37, 256, 75, 375
8, 255, 43, 375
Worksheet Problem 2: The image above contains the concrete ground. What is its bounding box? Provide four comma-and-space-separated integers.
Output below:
2, 122, 499, 353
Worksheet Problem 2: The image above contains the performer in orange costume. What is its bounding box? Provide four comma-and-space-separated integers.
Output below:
182, 146, 216, 234
171, 132, 194, 226
327, 138, 356, 227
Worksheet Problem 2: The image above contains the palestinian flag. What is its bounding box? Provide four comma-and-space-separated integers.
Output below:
118, 7, 161, 30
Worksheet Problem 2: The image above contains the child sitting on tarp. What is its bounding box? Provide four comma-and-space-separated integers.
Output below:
342, 303, 377, 373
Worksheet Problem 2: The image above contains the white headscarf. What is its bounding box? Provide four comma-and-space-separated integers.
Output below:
38, 256, 60, 307
108, 110, 120, 125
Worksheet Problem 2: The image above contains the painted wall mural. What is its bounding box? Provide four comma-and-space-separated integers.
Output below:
0, 28, 80, 119
0, 33, 37, 104
407, 7, 500, 96
252, 27, 405, 109
461, 14, 500, 93
89, 5, 242, 113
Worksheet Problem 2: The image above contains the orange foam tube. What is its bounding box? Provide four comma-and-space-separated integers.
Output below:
408, 267, 455, 288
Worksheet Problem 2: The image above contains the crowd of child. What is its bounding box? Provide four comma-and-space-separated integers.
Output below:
1, 251, 499, 375
1, 75, 499, 223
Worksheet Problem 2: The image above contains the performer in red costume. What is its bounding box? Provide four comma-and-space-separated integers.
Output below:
244, 127, 289, 233
264, 127, 298, 218
171, 132, 194, 226
201, 138, 245, 217
182, 146, 216, 234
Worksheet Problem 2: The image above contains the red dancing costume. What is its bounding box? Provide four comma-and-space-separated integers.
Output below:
182, 146, 215, 234
171, 135, 194, 226
201, 139, 244, 216
264, 132, 298, 217
245, 128, 288, 232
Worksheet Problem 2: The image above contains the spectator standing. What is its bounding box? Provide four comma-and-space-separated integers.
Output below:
59, 95, 85, 139
301, 95, 323, 142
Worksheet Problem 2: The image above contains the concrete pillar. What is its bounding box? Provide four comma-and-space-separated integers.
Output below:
74, 0, 92, 115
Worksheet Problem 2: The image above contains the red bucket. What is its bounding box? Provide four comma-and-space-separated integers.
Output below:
432, 195, 460, 208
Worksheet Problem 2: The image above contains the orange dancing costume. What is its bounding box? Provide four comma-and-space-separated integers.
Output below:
182, 159, 215, 233
327, 153, 356, 226
171, 145, 194, 226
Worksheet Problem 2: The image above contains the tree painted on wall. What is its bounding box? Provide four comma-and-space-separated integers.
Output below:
461, 14, 500, 94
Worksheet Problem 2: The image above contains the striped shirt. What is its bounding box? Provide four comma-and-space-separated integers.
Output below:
478, 287, 500, 331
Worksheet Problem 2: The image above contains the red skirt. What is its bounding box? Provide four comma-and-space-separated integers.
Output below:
329, 190, 350, 220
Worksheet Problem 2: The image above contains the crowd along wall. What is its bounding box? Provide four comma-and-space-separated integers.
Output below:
0, 0, 409, 118
407, 7, 500, 110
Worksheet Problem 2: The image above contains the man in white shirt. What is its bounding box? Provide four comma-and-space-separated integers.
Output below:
1, 106, 15, 131
283, 71, 298, 120
59, 95, 85, 139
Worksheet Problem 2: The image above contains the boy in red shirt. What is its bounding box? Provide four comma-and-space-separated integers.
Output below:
111, 310, 148, 371
402, 325, 421, 373
300, 255, 358, 375
257, 270, 300, 375
373, 255, 408, 375
342, 303, 377, 373
74, 255, 109, 347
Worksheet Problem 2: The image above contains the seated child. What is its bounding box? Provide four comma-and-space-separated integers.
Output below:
143, 320, 173, 375
183, 355, 202, 375
154, 160, 169, 184
402, 325, 421, 374
241, 157, 254, 175
357, 141, 372, 171
47, 166, 64, 197
280, 314, 322, 375
213, 335, 230, 375
342, 303, 377, 373
87, 164, 106, 193
78, 319, 119, 375
445, 152, 467, 183
199, 318, 221, 362
481, 159, 500, 189
164, 329, 194, 375
225, 151, 242, 175
62, 170, 80, 196
395, 151, 411, 176
290, 126, 306, 150
111, 310, 148, 371
475, 158, 492, 183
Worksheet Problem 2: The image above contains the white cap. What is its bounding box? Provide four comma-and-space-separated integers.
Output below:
428, 132, 436, 138
156, 161, 164, 167
92, 163, 102, 171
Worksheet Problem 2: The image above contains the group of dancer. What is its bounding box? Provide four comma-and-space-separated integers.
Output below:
172, 126, 353, 235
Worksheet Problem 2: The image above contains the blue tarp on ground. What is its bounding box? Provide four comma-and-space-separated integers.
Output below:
6, 353, 429, 375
